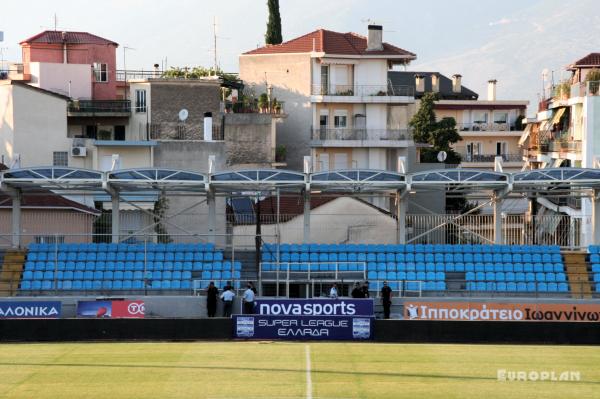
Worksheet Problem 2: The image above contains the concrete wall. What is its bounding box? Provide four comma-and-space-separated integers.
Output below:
29, 62, 91, 99
224, 113, 275, 167
0, 84, 15, 166
354, 59, 388, 86
148, 80, 221, 140
4, 84, 69, 167
239, 53, 312, 171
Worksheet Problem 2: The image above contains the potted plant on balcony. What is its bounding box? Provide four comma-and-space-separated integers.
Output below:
555, 80, 571, 100
272, 98, 282, 114
275, 145, 286, 162
258, 93, 269, 113
585, 69, 600, 95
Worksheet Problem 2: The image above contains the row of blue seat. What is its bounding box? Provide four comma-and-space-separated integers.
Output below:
28, 252, 224, 262
21, 279, 193, 291
262, 262, 564, 273
264, 252, 562, 263
466, 271, 566, 282
467, 282, 568, 292
263, 244, 561, 254
588, 246, 600, 254
28, 243, 216, 253
25, 261, 241, 272
366, 271, 445, 281
23, 270, 198, 281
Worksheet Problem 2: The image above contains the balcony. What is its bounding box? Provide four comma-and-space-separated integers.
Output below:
310, 84, 414, 103
457, 122, 522, 136
149, 122, 224, 141
68, 100, 131, 117
548, 140, 582, 153
459, 153, 522, 163
310, 128, 413, 148
221, 100, 285, 116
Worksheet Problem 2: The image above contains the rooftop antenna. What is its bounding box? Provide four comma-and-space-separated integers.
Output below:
213, 16, 218, 74
54, 13, 57, 31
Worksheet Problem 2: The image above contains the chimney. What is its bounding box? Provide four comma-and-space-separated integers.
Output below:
431, 74, 440, 93
487, 79, 497, 101
153, 63, 160, 78
415, 74, 425, 92
203, 112, 213, 141
366, 25, 383, 51
452, 74, 462, 93
62, 31, 67, 64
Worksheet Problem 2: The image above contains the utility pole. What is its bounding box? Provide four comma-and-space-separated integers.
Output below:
213, 16, 218, 75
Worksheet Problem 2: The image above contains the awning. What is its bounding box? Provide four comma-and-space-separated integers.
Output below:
518, 124, 532, 146
550, 107, 567, 126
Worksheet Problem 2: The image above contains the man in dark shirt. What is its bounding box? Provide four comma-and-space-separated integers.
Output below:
351, 282, 363, 298
380, 281, 392, 319
362, 281, 370, 298
206, 281, 219, 317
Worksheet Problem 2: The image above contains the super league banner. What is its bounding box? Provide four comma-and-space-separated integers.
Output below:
234, 314, 374, 340
0, 301, 61, 319
77, 300, 145, 318
253, 298, 374, 316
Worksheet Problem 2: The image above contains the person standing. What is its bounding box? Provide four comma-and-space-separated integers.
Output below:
362, 281, 370, 298
206, 281, 219, 317
351, 282, 362, 298
242, 283, 256, 314
220, 286, 235, 317
329, 283, 338, 299
380, 281, 392, 319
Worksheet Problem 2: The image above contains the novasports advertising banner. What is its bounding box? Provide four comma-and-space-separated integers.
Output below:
403, 302, 600, 322
253, 299, 374, 316
0, 301, 61, 319
77, 300, 145, 318
233, 314, 374, 340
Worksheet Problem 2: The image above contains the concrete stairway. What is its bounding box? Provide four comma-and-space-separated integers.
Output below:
0, 249, 27, 296
225, 250, 257, 282
563, 252, 592, 299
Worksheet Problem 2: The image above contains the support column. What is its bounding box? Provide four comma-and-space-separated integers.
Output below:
493, 192, 503, 245
593, 189, 600, 245
303, 190, 311, 243
11, 190, 22, 249
207, 188, 216, 244
396, 192, 406, 244
111, 193, 120, 244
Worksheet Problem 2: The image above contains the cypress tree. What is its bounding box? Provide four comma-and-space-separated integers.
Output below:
265, 0, 283, 45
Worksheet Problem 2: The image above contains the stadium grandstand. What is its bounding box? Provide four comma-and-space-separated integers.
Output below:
0, 165, 600, 300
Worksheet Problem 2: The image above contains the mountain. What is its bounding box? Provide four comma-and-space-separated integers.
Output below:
412, 0, 600, 115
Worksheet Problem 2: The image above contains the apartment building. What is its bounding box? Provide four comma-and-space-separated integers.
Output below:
390, 72, 528, 172
240, 25, 416, 172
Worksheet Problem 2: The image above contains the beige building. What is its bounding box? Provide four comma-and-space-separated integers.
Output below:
240, 25, 416, 172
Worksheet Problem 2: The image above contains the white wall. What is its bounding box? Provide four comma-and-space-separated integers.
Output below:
354, 59, 388, 86
11, 85, 69, 167
127, 81, 151, 141
0, 84, 15, 166
29, 62, 91, 99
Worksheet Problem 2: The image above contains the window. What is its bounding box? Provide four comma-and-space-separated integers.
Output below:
466, 142, 482, 161
135, 89, 147, 113
496, 142, 508, 156
334, 110, 348, 128
320, 65, 329, 94
114, 126, 125, 141
93, 63, 108, 82
52, 151, 68, 166
494, 112, 508, 123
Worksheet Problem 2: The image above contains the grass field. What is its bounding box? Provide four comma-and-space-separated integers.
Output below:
0, 342, 599, 399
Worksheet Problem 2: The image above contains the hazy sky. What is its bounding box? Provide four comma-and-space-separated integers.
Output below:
1, 0, 596, 112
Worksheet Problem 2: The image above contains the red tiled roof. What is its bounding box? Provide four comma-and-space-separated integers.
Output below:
20, 30, 118, 46
570, 53, 600, 67
243, 29, 415, 58
0, 191, 100, 214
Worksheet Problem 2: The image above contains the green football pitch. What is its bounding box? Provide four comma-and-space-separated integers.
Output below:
0, 342, 599, 399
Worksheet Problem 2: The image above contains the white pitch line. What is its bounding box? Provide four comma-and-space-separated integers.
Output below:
305, 344, 313, 399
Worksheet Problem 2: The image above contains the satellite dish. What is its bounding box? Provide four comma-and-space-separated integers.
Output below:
178, 109, 189, 122
437, 151, 447, 163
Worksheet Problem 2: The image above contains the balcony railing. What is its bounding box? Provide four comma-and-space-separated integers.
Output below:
548, 140, 582, 153
149, 122, 224, 141
311, 84, 414, 97
68, 100, 131, 114
457, 122, 520, 132
458, 153, 522, 163
221, 100, 285, 115
311, 128, 412, 141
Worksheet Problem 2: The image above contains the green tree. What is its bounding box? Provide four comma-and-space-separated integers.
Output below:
410, 92, 463, 164
153, 191, 172, 244
265, 0, 283, 45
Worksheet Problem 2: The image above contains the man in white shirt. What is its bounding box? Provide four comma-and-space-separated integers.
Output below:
220, 287, 235, 317
242, 283, 256, 314
329, 283, 338, 299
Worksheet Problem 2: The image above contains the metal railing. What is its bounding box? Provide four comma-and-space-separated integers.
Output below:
311, 128, 412, 142
68, 100, 131, 114
311, 84, 414, 97
457, 122, 520, 132
548, 140, 582, 153
569, 80, 600, 98
457, 153, 522, 163
149, 122, 224, 141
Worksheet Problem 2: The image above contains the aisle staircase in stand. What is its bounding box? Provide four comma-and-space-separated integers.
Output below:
0, 250, 27, 296
563, 252, 592, 299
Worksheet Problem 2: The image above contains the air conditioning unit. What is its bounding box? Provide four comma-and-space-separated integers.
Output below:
71, 147, 87, 157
